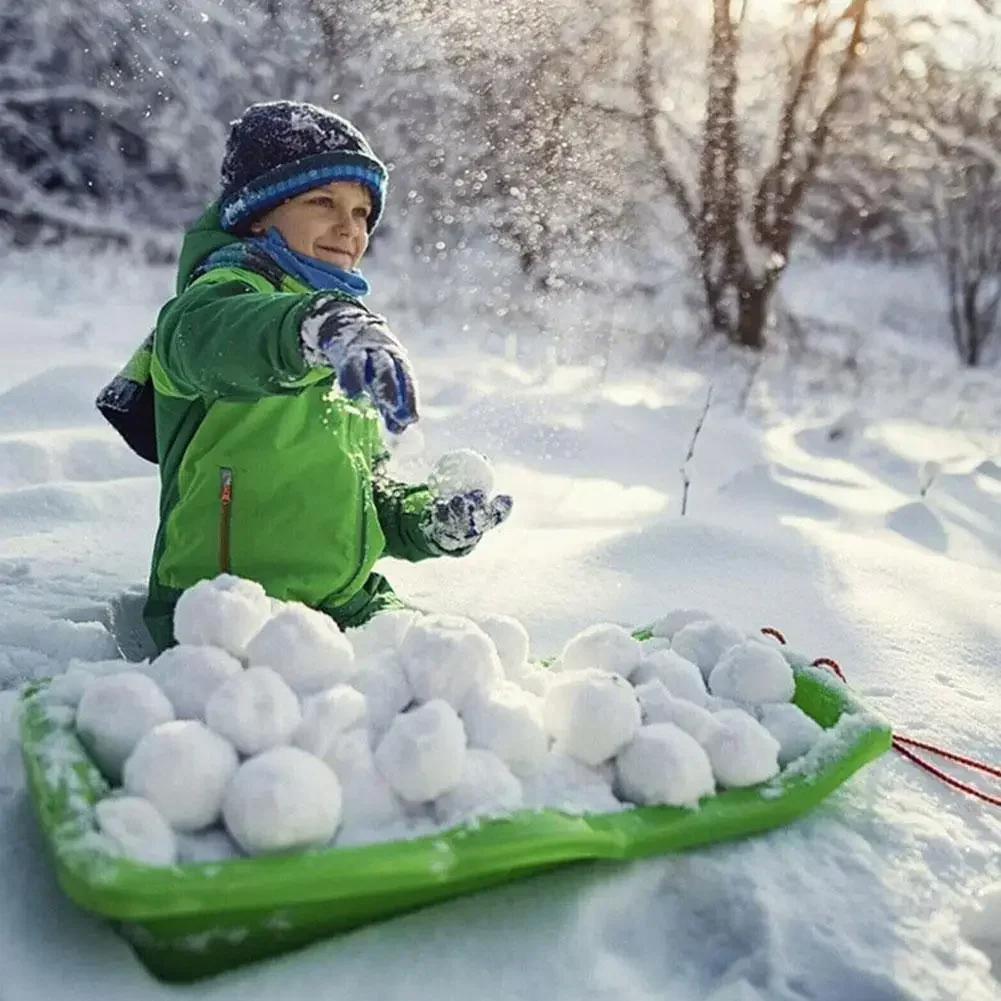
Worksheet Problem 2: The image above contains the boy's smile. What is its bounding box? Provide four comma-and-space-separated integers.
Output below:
251, 181, 371, 270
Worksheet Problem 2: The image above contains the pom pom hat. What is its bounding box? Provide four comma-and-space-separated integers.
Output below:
219, 100, 388, 234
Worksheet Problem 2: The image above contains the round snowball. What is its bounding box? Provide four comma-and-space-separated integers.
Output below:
324, 729, 407, 832
245, 603, 355, 697
462, 682, 547, 777
708, 641, 796, 707
615, 724, 716, 807
649, 608, 713, 640
635, 681, 721, 745
45, 667, 96, 709
476, 615, 530, 677
434, 749, 524, 827
516, 666, 555, 698
352, 650, 414, 745
173, 574, 272, 657
429, 448, 494, 498
95, 796, 178, 866
671, 620, 746, 681
521, 751, 621, 815
543, 669, 641, 766
758, 702, 824, 766
176, 828, 242, 863
704, 709, 781, 788
347, 610, 419, 660
205, 666, 302, 757
294, 685, 368, 759
123, 720, 239, 832
146, 645, 243, 721
631, 649, 708, 706
76, 672, 175, 782
399, 614, 502, 711
374, 699, 467, 804
558, 624, 644, 679
223, 747, 342, 855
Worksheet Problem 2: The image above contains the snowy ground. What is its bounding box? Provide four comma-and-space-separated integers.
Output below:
1, 250, 1001, 1000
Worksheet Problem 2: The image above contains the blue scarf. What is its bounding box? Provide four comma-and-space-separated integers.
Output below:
250, 228, 371, 297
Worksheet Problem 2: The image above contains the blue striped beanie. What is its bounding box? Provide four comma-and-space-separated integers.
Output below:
218, 101, 388, 234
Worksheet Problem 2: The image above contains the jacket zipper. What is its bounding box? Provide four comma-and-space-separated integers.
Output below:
219, 467, 233, 573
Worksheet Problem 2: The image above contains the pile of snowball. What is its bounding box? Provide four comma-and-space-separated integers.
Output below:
45, 576, 826, 868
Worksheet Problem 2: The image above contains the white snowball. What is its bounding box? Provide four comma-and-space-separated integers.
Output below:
704, 695, 744, 714
634, 681, 721, 745
123, 720, 239, 832
95, 796, 177, 866
434, 749, 524, 827
347, 610, 419, 660
173, 574, 272, 657
76, 672, 176, 782
558, 623, 644, 679
223, 747, 342, 855
703, 709, 781, 788
176, 828, 242, 863
462, 682, 548, 777
146, 645, 243, 721
429, 448, 494, 497
399, 614, 502, 711
45, 667, 96, 709
708, 641, 796, 707
351, 651, 415, 746
323, 729, 407, 833
475, 614, 530, 677
294, 685, 368, 759
615, 724, 716, 807
205, 666, 302, 757
758, 703, 824, 766
631, 649, 708, 706
649, 608, 713, 639
522, 751, 622, 815
543, 669, 641, 766
516, 665, 555, 698
374, 699, 467, 804
245, 603, 355, 697
671, 620, 746, 681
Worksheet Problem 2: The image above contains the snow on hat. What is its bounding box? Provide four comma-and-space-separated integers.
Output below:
218, 100, 388, 234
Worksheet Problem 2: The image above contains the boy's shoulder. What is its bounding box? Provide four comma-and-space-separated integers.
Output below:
188, 241, 289, 293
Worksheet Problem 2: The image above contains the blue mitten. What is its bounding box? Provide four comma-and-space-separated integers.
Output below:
420, 489, 513, 555
300, 296, 418, 434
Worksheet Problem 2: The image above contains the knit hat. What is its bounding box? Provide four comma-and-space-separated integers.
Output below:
218, 101, 388, 234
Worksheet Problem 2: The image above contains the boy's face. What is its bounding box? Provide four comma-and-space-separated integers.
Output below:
251, 181, 371, 270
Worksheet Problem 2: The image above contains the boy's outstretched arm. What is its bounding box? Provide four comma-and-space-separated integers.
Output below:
371, 473, 441, 563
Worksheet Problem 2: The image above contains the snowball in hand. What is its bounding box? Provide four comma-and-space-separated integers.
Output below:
462, 682, 547, 776
245, 603, 355, 697
708, 641, 796, 707
146, 645, 243, 721
476, 614, 530, 677
703, 709, 781, 788
543, 669, 641, 766
76, 672, 175, 782
434, 749, 523, 827
671, 619, 746, 680
631, 649, 708, 706
347, 609, 419, 660
205, 666, 302, 757
223, 747, 342, 855
428, 448, 494, 498
123, 720, 238, 832
95, 796, 177, 866
351, 650, 414, 744
374, 699, 467, 804
558, 623, 644, 678
173, 574, 272, 657
635, 681, 721, 745
615, 724, 716, 807
758, 702, 823, 766
399, 614, 502, 710
294, 685, 368, 759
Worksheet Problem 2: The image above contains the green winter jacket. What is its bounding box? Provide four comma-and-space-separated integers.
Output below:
144, 205, 438, 651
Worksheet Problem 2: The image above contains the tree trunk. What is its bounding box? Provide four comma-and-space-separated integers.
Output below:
734, 279, 773, 350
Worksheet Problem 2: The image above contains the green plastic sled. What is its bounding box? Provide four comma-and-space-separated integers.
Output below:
19, 649, 891, 984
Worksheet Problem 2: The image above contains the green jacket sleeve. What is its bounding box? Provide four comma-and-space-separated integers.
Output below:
153, 276, 322, 401
371, 475, 442, 563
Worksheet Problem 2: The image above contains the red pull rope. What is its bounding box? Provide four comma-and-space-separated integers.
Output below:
761, 627, 1001, 808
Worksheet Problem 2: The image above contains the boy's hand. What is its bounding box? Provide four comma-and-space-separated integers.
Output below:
300, 297, 418, 434
419, 489, 513, 555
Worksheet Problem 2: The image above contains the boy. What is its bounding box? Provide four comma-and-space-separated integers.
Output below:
109, 101, 512, 652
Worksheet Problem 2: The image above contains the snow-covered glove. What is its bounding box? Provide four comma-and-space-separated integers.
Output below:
419, 489, 513, 555
300, 296, 418, 434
